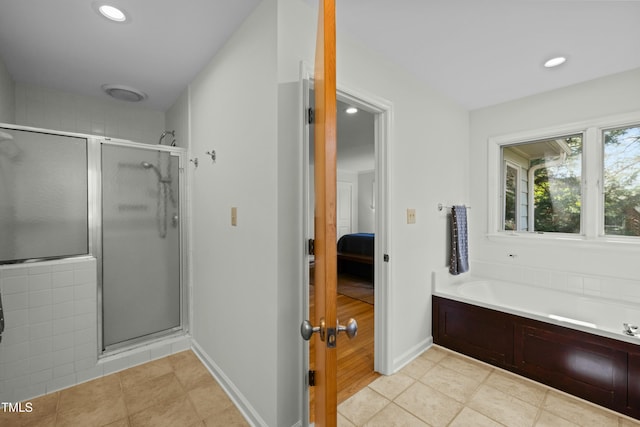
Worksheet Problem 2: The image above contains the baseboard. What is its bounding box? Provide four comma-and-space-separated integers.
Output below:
190, 340, 268, 427
392, 336, 433, 373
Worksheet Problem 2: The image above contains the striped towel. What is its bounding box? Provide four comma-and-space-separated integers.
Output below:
449, 205, 469, 275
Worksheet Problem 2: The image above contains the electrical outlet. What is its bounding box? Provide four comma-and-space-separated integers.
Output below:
407, 208, 416, 224
231, 207, 237, 226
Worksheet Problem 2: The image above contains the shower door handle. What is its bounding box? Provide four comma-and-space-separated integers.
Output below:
172, 213, 179, 228
0, 291, 4, 343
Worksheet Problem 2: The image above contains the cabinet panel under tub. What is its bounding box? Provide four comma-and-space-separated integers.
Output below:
432, 296, 640, 420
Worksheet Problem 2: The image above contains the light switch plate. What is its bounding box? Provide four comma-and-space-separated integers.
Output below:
231, 207, 237, 226
407, 208, 416, 224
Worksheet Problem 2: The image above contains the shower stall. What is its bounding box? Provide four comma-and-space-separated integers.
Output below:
0, 124, 188, 354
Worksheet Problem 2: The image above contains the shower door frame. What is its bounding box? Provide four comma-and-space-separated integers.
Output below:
92, 137, 189, 356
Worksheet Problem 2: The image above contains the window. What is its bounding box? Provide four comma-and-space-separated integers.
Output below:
489, 112, 640, 241
603, 125, 640, 236
501, 134, 582, 233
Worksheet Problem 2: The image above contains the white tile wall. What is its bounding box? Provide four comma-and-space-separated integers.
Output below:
0, 257, 191, 403
13, 83, 165, 145
471, 260, 640, 304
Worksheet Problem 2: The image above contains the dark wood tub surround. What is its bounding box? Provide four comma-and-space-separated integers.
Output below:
433, 296, 640, 420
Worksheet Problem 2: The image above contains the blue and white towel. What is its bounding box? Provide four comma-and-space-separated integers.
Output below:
449, 205, 469, 275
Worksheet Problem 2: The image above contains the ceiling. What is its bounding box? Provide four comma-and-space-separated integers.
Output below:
0, 0, 638, 112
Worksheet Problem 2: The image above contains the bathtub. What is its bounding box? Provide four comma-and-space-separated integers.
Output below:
431, 274, 640, 420
433, 276, 640, 345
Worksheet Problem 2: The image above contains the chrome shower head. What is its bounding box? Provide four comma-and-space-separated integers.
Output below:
158, 130, 175, 145
141, 161, 163, 181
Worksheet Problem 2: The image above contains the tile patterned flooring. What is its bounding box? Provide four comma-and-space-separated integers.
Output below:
4, 344, 640, 426
0, 350, 248, 427
338, 345, 640, 427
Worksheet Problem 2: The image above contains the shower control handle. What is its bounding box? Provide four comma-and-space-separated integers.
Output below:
172, 213, 179, 228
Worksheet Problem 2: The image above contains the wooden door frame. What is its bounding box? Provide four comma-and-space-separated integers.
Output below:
299, 63, 393, 425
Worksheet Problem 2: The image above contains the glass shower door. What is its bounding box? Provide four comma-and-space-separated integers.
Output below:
101, 144, 181, 349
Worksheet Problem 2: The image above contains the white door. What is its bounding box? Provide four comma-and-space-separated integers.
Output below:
337, 181, 352, 240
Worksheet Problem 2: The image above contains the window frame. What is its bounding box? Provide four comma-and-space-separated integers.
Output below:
503, 160, 520, 231
487, 110, 640, 244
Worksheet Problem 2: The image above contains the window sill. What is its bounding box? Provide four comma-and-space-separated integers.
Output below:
485, 232, 640, 250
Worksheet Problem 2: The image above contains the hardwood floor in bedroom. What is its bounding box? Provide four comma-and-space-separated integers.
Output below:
309, 272, 379, 423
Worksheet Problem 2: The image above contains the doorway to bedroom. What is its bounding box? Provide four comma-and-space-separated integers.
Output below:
305, 85, 390, 421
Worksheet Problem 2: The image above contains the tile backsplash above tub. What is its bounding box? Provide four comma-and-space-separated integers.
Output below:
471, 260, 640, 305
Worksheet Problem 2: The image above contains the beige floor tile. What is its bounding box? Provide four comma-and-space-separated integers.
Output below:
338, 412, 356, 427
621, 417, 640, 426
420, 345, 449, 363
367, 373, 415, 400
438, 354, 492, 383
102, 418, 130, 427
468, 384, 538, 427
170, 352, 214, 391
129, 395, 200, 427
534, 410, 580, 427
419, 364, 482, 403
0, 411, 22, 427
123, 372, 185, 415
485, 370, 547, 407
338, 387, 390, 426
118, 357, 173, 390
56, 394, 127, 427
20, 392, 59, 425
168, 350, 200, 370
22, 412, 57, 427
58, 375, 122, 414
399, 357, 435, 379
202, 405, 249, 426
363, 403, 428, 427
542, 391, 618, 427
394, 382, 462, 427
187, 376, 235, 420
449, 407, 503, 427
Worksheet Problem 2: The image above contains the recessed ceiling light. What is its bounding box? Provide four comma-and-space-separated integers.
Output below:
544, 56, 567, 68
346, 107, 358, 114
97, 4, 127, 22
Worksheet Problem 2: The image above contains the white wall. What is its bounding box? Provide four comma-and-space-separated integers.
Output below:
188, 0, 282, 425
470, 68, 640, 299
0, 57, 15, 123
278, 0, 469, 374
14, 83, 165, 144
166, 88, 190, 150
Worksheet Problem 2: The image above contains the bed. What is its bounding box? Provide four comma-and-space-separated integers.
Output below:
337, 233, 374, 282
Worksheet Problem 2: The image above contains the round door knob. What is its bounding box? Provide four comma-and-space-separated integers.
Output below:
338, 318, 358, 339
300, 318, 326, 341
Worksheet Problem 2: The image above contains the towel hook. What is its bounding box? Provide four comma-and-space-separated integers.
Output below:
205, 150, 216, 163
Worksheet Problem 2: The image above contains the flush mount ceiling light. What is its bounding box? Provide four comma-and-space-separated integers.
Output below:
544, 56, 567, 68
345, 107, 358, 114
102, 84, 147, 102
92, 2, 129, 23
